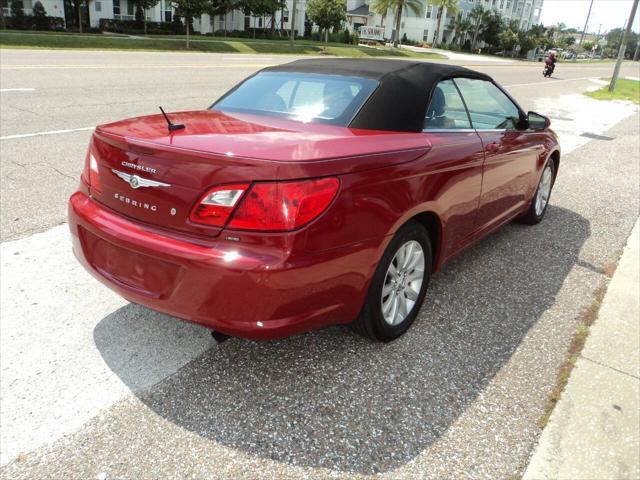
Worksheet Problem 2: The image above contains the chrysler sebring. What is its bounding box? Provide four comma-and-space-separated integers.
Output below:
68, 59, 559, 341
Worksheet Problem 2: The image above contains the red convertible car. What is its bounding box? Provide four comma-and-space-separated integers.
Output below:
69, 59, 559, 342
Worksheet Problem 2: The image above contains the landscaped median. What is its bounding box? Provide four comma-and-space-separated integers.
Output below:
0, 30, 445, 58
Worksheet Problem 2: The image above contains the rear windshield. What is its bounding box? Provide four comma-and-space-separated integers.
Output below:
212, 72, 378, 126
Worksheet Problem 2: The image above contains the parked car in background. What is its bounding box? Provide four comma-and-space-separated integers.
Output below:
69, 59, 560, 342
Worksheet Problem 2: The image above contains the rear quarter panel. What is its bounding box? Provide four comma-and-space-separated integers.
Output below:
300, 131, 486, 270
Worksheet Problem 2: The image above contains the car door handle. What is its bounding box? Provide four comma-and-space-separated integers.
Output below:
485, 142, 499, 153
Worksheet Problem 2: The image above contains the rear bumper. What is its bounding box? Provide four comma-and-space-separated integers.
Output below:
68, 191, 381, 339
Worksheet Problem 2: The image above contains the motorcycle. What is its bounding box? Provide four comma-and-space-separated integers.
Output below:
543, 62, 555, 78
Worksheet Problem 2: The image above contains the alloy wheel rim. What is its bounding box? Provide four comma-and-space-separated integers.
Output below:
535, 165, 553, 216
381, 240, 425, 326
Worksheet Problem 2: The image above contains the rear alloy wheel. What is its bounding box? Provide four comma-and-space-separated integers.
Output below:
381, 240, 425, 326
351, 221, 432, 341
519, 160, 555, 225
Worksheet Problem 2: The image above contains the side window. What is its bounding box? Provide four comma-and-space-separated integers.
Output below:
453, 78, 521, 130
423, 80, 471, 130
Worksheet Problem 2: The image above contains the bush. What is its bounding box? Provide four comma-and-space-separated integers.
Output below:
99, 17, 179, 34
8, 13, 66, 31
350, 31, 359, 45
208, 28, 292, 40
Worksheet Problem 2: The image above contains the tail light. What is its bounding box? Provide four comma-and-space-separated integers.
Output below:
81, 145, 101, 194
190, 184, 249, 227
190, 178, 339, 232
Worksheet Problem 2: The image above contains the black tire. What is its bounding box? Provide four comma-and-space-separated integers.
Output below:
518, 160, 556, 225
350, 221, 432, 342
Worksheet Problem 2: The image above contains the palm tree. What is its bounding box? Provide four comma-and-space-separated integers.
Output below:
430, 0, 457, 48
458, 18, 472, 47
447, 11, 463, 44
469, 4, 490, 51
390, 0, 422, 47
371, 0, 393, 31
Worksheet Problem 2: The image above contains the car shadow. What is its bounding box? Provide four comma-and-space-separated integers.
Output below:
94, 205, 591, 475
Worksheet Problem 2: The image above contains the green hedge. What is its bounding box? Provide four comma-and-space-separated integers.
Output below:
4, 14, 65, 30
98, 18, 182, 34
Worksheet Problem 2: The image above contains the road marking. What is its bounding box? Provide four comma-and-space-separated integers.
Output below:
0, 88, 35, 92
504, 76, 599, 87
0, 127, 95, 141
0, 224, 214, 466
0, 64, 274, 70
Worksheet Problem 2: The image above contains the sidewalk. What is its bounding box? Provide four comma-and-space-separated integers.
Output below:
524, 221, 640, 479
399, 44, 517, 63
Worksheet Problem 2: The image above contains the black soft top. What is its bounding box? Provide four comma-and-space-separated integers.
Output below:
262, 58, 492, 132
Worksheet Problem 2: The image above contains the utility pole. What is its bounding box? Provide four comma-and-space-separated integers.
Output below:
579, 0, 594, 46
609, 0, 639, 91
289, 0, 297, 49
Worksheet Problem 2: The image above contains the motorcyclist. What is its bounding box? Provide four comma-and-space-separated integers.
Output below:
545, 50, 557, 74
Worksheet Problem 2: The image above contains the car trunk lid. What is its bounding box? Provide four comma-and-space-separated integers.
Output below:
90, 110, 430, 237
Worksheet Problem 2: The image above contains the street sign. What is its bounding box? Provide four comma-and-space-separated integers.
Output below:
598, 38, 607, 46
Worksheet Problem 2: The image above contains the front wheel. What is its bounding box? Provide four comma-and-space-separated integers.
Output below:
351, 221, 432, 341
518, 160, 555, 225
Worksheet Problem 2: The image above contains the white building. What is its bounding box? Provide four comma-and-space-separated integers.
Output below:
6, 0, 542, 43
345, 0, 441, 44
3, 0, 306, 37
345, 0, 544, 44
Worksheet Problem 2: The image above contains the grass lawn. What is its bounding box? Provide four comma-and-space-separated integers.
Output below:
586, 78, 640, 104
0, 31, 445, 58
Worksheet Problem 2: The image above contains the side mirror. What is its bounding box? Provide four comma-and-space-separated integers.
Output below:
527, 111, 551, 130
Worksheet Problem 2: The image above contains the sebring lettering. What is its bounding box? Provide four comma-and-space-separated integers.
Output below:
114, 193, 157, 211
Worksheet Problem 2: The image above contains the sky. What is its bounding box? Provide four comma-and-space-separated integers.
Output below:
539, 0, 640, 34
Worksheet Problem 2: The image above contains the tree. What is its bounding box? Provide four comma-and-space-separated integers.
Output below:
132, 0, 158, 33
480, 10, 504, 48
10, 0, 24, 29
447, 11, 464, 44
208, 0, 236, 35
306, 0, 345, 43
517, 28, 537, 56
469, 4, 490, 51
498, 28, 517, 56
452, 15, 472, 47
32, 1, 48, 30
430, 0, 457, 48
69, 0, 90, 33
389, 0, 421, 47
240, 0, 275, 38
606, 27, 639, 59
371, 0, 393, 30
171, 0, 208, 47
582, 40, 594, 51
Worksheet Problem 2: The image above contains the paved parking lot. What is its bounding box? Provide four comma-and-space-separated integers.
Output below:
1, 49, 639, 478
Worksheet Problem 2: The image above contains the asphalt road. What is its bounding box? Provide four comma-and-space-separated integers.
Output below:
1, 48, 637, 240
1, 49, 639, 478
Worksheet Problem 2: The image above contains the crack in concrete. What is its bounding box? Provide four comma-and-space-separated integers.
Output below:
581, 356, 640, 381
6, 160, 77, 183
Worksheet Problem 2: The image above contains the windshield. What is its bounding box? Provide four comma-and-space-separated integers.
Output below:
212, 72, 379, 126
